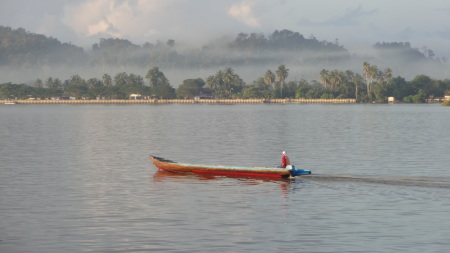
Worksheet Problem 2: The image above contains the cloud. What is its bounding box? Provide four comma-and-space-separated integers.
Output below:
62, 0, 135, 38
325, 5, 377, 26
59, 0, 238, 46
87, 20, 111, 36
299, 5, 377, 27
228, 2, 260, 27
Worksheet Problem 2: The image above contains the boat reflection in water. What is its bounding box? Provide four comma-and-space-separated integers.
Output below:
152, 169, 291, 183
151, 169, 294, 199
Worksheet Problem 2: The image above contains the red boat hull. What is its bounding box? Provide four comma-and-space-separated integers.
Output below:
150, 155, 291, 178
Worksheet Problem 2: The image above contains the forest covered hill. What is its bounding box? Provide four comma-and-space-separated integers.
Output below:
0, 25, 446, 85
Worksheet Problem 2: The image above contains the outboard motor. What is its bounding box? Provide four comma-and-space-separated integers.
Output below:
287, 165, 312, 176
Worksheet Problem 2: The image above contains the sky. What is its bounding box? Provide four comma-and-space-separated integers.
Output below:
1, 0, 450, 57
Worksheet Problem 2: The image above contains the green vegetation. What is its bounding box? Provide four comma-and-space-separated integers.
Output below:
1, 26, 450, 103
1, 62, 450, 103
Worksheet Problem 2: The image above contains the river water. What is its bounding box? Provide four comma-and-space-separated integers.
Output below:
1, 103, 449, 252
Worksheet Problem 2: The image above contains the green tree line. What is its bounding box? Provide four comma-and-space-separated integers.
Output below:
2, 63, 449, 103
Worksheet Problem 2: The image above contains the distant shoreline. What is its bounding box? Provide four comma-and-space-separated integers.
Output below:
1, 98, 356, 104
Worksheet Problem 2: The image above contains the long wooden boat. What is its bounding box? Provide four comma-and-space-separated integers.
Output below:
149, 155, 311, 178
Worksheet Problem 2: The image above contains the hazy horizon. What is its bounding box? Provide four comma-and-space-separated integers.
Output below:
2, 0, 450, 55
2, 0, 450, 86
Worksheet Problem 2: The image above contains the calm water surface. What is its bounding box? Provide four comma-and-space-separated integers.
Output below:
1, 104, 449, 252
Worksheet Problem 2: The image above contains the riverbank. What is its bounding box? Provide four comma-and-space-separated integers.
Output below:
2, 98, 356, 104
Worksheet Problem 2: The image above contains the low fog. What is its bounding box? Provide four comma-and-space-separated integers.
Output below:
1, 59, 447, 89
1, 25, 449, 88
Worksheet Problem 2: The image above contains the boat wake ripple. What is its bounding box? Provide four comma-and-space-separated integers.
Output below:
299, 174, 450, 189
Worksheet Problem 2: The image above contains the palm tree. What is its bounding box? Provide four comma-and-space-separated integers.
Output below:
102, 74, 112, 87
276, 65, 289, 98
345, 70, 355, 80
146, 67, 165, 89
205, 75, 216, 90
384, 67, 393, 81
215, 70, 225, 98
329, 70, 343, 91
223, 67, 235, 83
344, 70, 356, 99
368, 65, 378, 97
44, 77, 53, 89
263, 70, 275, 87
205, 71, 224, 98
362, 62, 370, 95
352, 74, 363, 101
223, 67, 235, 97
114, 72, 128, 87
362, 62, 379, 98
35, 79, 43, 88
319, 69, 330, 89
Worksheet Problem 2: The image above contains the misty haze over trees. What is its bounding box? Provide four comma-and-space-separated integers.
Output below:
1, 26, 351, 73
1, 25, 446, 81
1, 25, 449, 103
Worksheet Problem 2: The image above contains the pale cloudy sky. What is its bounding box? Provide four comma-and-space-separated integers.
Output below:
1, 0, 450, 56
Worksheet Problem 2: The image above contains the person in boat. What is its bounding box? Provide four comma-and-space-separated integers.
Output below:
280, 151, 291, 168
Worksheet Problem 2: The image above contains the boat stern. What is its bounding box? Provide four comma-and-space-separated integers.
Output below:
286, 165, 312, 176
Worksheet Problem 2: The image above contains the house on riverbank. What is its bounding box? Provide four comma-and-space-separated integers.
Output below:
129, 94, 142, 100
